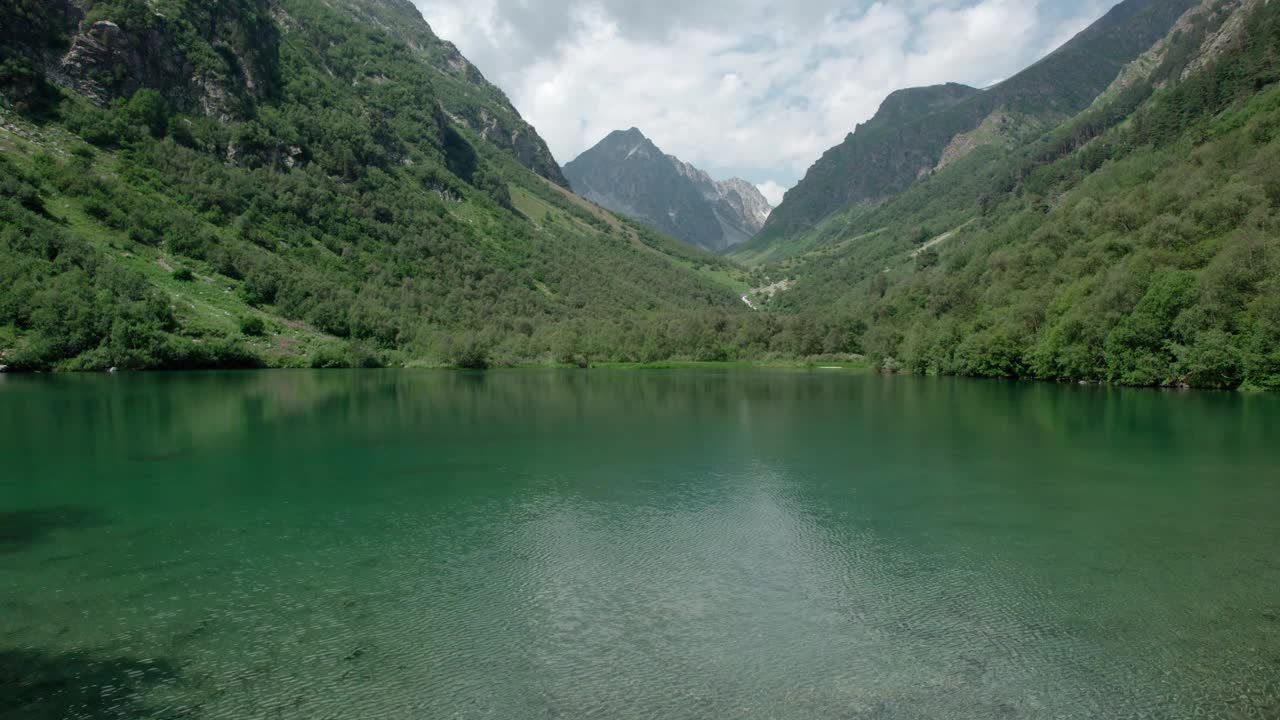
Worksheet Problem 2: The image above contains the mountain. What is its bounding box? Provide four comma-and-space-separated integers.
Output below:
750, 0, 1202, 251
563, 128, 772, 252
3, 0, 1278, 389
339, 0, 569, 187
669, 160, 774, 248
0, 0, 776, 371
0, 0, 566, 187
739, 0, 1280, 390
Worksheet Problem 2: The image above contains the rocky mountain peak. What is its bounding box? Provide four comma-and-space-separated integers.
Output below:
716, 178, 772, 228
564, 129, 772, 252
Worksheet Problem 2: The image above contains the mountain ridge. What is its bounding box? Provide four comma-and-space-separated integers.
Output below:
270, 0, 570, 187
563, 127, 772, 252
741, 0, 1280, 390
753, 0, 1202, 249
3, 0, 1279, 390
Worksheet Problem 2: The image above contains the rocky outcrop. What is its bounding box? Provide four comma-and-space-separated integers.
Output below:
54, 20, 192, 108
669, 158, 772, 247
423, 40, 569, 188
564, 128, 773, 252
933, 111, 1018, 172
7, 0, 566, 186
447, 104, 569, 188
1095, 0, 1254, 104
716, 178, 772, 230
24, 0, 280, 121
1180, 0, 1266, 80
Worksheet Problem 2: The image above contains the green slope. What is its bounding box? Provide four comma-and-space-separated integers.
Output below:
0, 0, 767, 370
750, 0, 1200, 252
338, 0, 569, 188
764, 0, 1280, 390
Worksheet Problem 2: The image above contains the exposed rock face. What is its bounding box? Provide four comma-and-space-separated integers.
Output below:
933, 111, 1018, 172
564, 128, 773, 252
1180, 0, 1265, 80
5, 0, 568, 187
1096, 0, 1254, 102
669, 158, 772, 247
55, 20, 191, 108
718, 178, 772, 231
423, 39, 569, 188
39, 0, 280, 120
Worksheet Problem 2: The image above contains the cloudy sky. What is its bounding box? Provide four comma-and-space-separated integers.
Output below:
414, 0, 1120, 204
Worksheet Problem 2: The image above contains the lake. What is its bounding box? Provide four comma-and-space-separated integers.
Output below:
1, 369, 1278, 719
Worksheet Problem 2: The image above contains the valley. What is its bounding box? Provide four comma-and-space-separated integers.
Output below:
1, 0, 1278, 390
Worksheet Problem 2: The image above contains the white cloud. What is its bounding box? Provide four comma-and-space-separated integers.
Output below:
757, 181, 788, 208
414, 1, 1120, 190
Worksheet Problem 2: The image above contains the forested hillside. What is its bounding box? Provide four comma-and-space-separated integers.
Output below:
756, 0, 1280, 390
337, 0, 569, 188
0, 0, 800, 371
751, 0, 1200, 249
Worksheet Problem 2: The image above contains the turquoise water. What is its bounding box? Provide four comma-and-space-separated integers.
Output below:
1, 369, 1278, 719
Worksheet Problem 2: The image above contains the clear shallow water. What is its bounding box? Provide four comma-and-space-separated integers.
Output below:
1, 369, 1278, 720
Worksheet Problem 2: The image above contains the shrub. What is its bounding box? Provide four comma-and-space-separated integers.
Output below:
0, 175, 45, 214
309, 342, 349, 369
238, 261, 281, 306
82, 196, 112, 221
124, 90, 169, 139
915, 247, 940, 270
239, 315, 266, 336
446, 334, 490, 369
307, 341, 382, 369
172, 268, 194, 282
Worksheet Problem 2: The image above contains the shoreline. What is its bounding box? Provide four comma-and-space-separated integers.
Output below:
3, 361, 1272, 394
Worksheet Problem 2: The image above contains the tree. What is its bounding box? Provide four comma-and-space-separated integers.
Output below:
1105, 270, 1197, 385
125, 90, 169, 138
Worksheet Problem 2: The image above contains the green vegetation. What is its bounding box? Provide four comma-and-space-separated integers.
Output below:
752, 0, 1200, 245
239, 314, 266, 336
751, 0, 1280, 391
591, 359, 869, 371
0, 0, 860, 372
0, 0, 72, 117
335, 0, 567, 186
2, 0, 1278, 393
